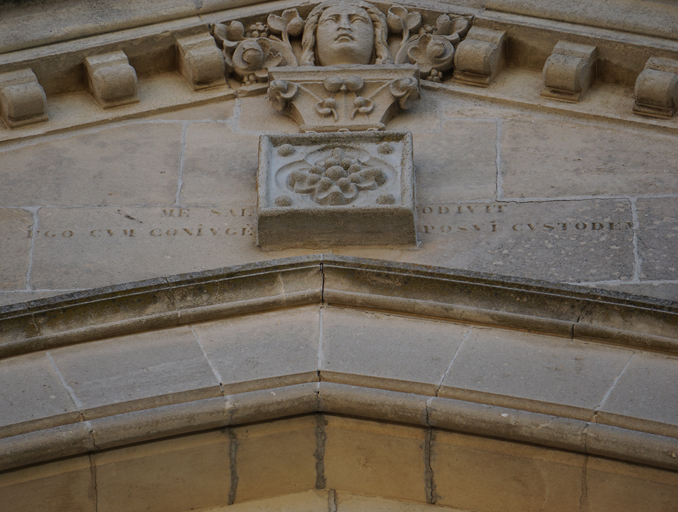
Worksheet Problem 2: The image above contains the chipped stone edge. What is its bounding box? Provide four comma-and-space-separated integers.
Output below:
1, 255, 676, 360
1, 382, 677, 474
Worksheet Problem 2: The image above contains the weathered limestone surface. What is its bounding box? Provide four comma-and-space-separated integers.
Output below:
0, 353, 79, 434
324, 416, 428, 503
28, 206, 262, 289
432, 430, 585, 512
192, 307, 320, 392
93, 431, 231, 512
49, 327, 221, 418
321, 308, 466, 395
414, 119, 498, 203
500, 118, 678, 198
0, 456, 95, 512
439, 327, 633, 419
598, 351, 678, 437
232, 416, 318, 502
0, 123, 182, 206
0, 208, 32, 289
636, 197, 678, 281
180, 123, 260, 205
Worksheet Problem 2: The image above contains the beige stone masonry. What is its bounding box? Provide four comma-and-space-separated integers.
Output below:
84, 51, 139, 108
453, 26, 507, 86
176, 32, 227, 90
0, 69, 47, 128
634, 56, 678, 119
541, 41, 598, 103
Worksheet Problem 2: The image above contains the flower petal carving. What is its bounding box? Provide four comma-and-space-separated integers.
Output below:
406, 33, 455, 74
390, 76, 420, 109
267, 80, 297, 111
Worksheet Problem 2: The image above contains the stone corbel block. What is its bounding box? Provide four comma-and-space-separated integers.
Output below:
453, 27, 507, 87
176, 33, 226, 90
85, 51, 139, 109
541, 41, 598, 103
0, 69, 48, 128
633, 57, 678, 119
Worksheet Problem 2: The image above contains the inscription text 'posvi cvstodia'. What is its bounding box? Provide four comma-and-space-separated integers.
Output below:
257, 131, 416, 248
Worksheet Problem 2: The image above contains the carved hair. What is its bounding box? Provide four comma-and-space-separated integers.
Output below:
300, 0, 393, 66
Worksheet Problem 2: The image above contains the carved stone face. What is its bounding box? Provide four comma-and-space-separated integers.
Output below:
316, 5, 375, 66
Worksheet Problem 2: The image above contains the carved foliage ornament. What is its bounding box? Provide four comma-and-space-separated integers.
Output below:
211, 1, 471, 85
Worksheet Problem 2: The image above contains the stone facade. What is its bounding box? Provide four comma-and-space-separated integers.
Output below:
0, 0, 677, 511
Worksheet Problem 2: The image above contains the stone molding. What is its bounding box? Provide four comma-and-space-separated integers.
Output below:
2, 382, 678, 475
1, 0, 678, 133
1, 256, 676, 359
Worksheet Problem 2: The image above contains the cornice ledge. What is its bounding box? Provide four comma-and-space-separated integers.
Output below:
0, 255, 676, 360
1, 382, 677, 474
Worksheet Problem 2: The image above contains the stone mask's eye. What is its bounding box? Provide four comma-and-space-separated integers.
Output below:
349, 14, 369, 24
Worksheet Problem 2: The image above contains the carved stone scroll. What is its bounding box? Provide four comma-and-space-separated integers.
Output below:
267, 65, 420, 132
541, 41, 598, 103
176, 32, 226, 90
633, 57, 678, 119
453, 27, 507, 87
257, 131, 416, 248
85, 51, 139, 109
0, 68, 48, 128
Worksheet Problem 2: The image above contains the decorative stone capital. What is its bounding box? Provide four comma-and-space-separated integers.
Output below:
257, 131, 415, 248
85, 51, 139, 109
0, 68, 47, 128
541, 41, 598, 103
452, 27, 507, 87
633, 57, 678, 119
267, 65, 420, 132
176, 32, 226, 90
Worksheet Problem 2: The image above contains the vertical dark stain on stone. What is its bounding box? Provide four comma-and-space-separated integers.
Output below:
424, 428, 437, 504
89, 453, 99, 512
315, 414, 328, 489
227, 428, 239, 505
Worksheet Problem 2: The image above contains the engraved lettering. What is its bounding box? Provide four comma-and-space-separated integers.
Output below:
422, 225, 434, 234
182, 228, 194, 235
422, 207, 433, 214
439, 206, 450, 214
150, 229, 162, 236
576, 223, 587, 230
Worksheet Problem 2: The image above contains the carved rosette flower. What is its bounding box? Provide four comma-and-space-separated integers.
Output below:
267, 80, 297, 111
286, 149, 387, 206
390, 76, 420, 109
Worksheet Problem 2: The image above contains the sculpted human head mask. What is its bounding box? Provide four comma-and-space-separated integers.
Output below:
301, 0, 392, 66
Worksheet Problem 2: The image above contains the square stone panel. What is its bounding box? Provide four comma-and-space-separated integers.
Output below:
257, 131, 416, 248
440, 327, 633, 419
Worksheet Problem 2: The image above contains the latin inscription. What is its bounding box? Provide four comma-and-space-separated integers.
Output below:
20, 204, 634, 241
418, 204, 633, 234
